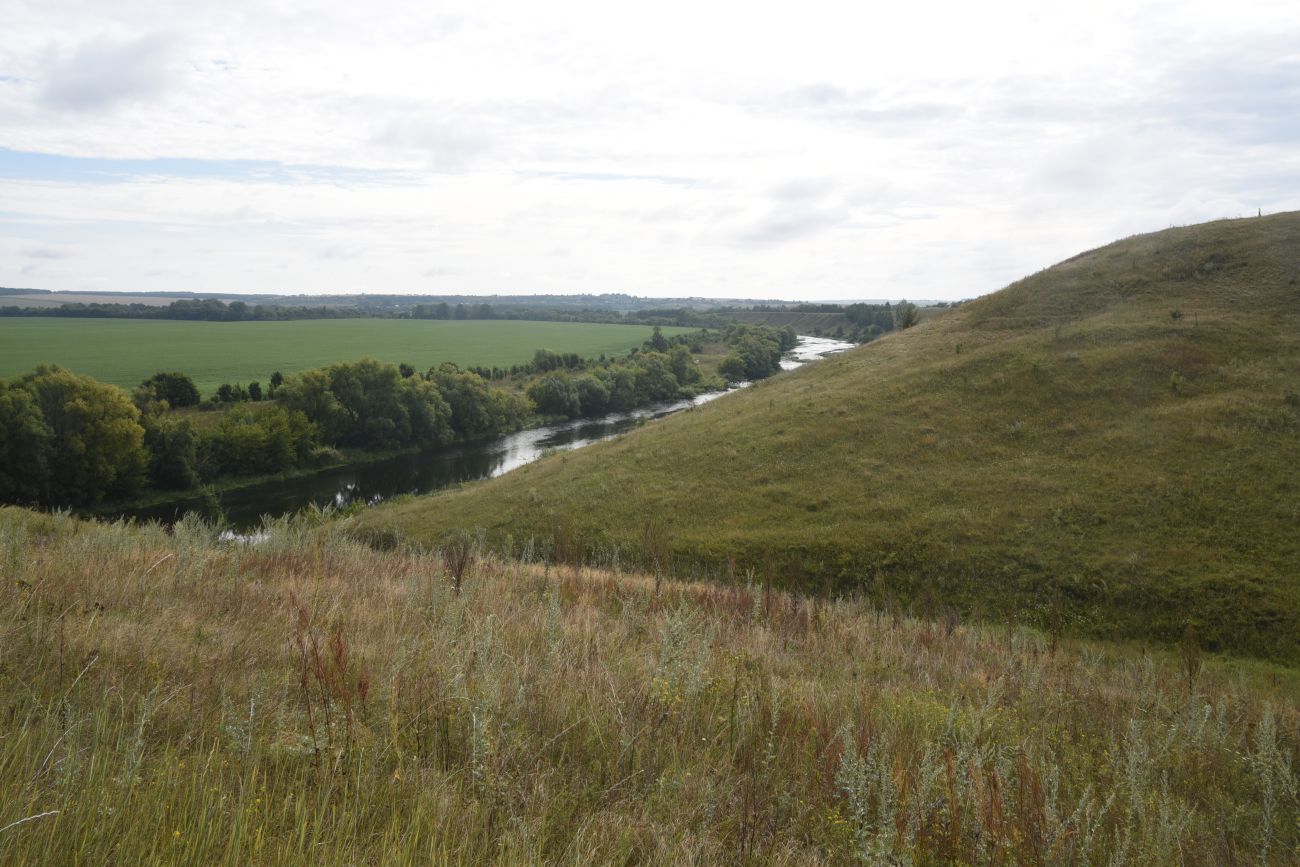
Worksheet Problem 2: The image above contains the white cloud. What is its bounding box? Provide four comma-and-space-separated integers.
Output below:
21, 246, 70, 259
40, 33, 180, 112
0, 0, 1298, 299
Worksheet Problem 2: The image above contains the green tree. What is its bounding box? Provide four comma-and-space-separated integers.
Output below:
527, 374, 582, 418
0, 382, 53, 503
632, 353, 681, 402
668, 344, 701, 386
601, 366, 642, 412
572, 375, 611, 417
893, 301, 921, 330
277, 358, 457, 450
717, 353, 748, 382
11, 365, 147, 504
647, 325, 670, 352
141, 371, 201, 407
144, 416, 199, 489
397, 377, 454, 449
200, 406, 317, 477
430, 368, 501, 440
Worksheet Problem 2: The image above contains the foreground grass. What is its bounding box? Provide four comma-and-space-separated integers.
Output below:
356, 213, 1300, 662
1, 507, 1296, 864
0, 319, 691, 395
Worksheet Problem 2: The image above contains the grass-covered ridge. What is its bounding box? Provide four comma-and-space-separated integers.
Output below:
355, 213, 1300, 660
0, 508, 1295, 864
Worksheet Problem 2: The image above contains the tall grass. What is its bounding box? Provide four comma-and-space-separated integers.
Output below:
0, 506, 1295, 864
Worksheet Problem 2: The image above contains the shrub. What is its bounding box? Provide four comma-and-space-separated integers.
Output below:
141, 371, 201, 407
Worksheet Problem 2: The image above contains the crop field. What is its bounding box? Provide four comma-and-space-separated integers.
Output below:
0, 318, 689, 395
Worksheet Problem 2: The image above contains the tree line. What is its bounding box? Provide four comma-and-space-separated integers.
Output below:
0, 295, 916, 334
0, 359, 532, 507
0, 297, 719, 328
0, 324, 800, 508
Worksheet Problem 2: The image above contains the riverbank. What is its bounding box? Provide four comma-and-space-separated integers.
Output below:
92, 335, 853, 529
82, 442, 421, 521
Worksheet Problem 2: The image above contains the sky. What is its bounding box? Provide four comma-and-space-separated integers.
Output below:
1, 0, 1298, 301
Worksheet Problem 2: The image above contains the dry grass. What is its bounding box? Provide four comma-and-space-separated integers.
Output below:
1, 506, 1296, 864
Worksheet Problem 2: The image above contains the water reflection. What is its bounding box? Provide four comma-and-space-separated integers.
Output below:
780, 335, 855, 370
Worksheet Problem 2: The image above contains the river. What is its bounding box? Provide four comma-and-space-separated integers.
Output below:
113, 335, 855, 530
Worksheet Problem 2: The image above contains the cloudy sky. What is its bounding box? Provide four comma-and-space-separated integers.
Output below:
2, 0, 1297, 301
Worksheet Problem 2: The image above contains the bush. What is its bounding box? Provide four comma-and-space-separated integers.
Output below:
528, 374, 582, 418
893, 301, 921, 329
141, 371, 201, 407
143, 416, 199, 490
198, 406, 317, 478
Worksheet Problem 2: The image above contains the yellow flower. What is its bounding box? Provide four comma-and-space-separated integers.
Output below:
173, 830, 181, 839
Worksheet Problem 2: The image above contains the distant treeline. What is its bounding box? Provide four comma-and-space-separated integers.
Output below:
0, 324, 798, 509
0, 298, 367, 322
0, 297, 719, 327
726, 301, 930, 341
0, 294, 919, 334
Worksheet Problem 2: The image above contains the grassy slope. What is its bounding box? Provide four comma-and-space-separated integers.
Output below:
1, 508, 1295, 864
0, 319, 690, 395
356, 214, 1300, 660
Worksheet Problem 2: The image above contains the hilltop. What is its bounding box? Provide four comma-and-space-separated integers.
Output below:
353, 213, 1300, 660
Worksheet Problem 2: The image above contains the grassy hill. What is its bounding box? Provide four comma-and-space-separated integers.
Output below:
2, 508, 1295, 864
354, 213, 1300, 661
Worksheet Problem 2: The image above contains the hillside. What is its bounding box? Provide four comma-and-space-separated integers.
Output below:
1, 508, 1295, 864
353, 213, 1300, 660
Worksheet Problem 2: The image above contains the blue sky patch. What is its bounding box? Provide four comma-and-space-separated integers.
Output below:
0, 149, 401, 185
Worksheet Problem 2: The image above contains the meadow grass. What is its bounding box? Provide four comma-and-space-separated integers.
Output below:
0, 319, 691, 395
0, 506, 1295, 864
354, 213, 1300, 662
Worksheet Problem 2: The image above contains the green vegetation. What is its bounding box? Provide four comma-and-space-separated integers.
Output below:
0, 366, 146, 504
0, 508, 1294, 864
0, 319, 691, 396
141, 371, 201, 408
0, 358, 529, 507
0, 325, 745, 509
522, 327, 763, 421
727, 302, 922, 342
356, 213, 1300, 661
717, 323, 799, 381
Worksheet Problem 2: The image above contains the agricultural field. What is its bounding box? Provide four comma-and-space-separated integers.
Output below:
0, 318, 690, 396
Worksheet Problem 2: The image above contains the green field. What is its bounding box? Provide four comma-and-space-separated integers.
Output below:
355, 213, 1300, 661
0, 319, 689, 395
